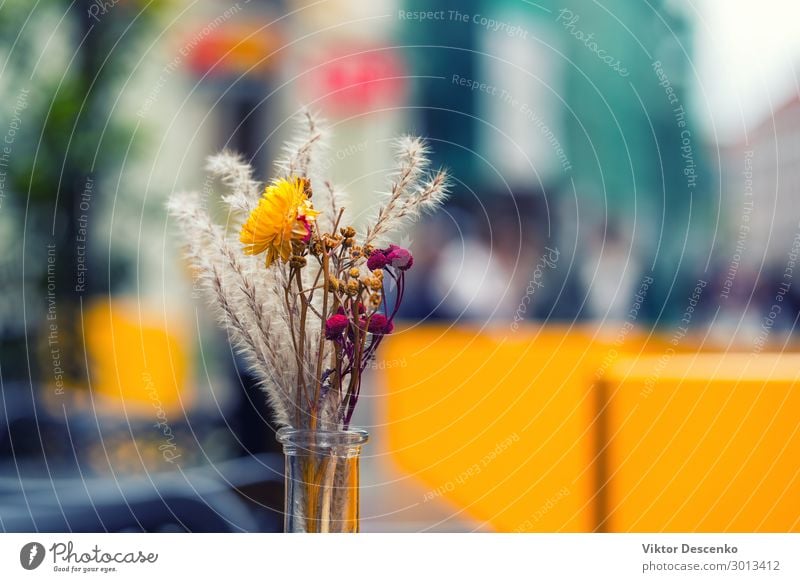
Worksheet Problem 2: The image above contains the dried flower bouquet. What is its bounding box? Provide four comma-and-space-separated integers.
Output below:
168, 113, 449, 432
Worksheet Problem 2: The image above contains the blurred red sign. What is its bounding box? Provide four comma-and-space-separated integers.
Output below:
302, 47, 406, 114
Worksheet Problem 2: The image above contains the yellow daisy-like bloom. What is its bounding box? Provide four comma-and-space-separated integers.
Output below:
240, 177, 320, 267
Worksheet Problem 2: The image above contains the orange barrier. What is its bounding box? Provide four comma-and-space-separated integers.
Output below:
381, 325, 614, 532
85, 299, 192, 416
381, 325, 800, 532
600, 354, 800, 532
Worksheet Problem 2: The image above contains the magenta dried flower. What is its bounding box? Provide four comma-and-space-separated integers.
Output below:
366, 250, 389, 271
385, 246, 413, 271
364, 313, 394, 335
325, 314, 349, 339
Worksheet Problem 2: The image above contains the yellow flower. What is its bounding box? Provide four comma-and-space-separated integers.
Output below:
240, 177, 320, 267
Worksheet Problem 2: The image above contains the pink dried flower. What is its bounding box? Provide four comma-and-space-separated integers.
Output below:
325, 314, 349, 339
386, 246, 413, 271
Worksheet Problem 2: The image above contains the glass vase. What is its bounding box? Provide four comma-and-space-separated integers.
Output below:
276, 427, 368, 533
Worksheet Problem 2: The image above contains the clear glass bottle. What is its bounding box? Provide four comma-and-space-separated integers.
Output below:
276, 428, 368, 533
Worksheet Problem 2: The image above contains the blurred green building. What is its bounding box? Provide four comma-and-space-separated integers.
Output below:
403, 0, 713, 322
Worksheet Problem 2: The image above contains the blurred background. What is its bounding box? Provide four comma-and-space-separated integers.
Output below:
1, 0, 799, 532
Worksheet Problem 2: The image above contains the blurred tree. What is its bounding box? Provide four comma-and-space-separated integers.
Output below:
0, 0, 174, 382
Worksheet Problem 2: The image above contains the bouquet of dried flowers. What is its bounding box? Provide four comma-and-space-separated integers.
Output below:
168, 113, 449, 432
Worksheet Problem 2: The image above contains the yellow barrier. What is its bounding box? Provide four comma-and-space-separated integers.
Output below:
85, 299, 192, 416
601, 353, 800, 532
382, 325, 800, 532
382, 325, 616, 532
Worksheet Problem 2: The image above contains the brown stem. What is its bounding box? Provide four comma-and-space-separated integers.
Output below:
331, 207, 345, 235
294, 267, 310, 425
284, 269, 304, 427
314, 252, 330, 426
305, 250, 325, 306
